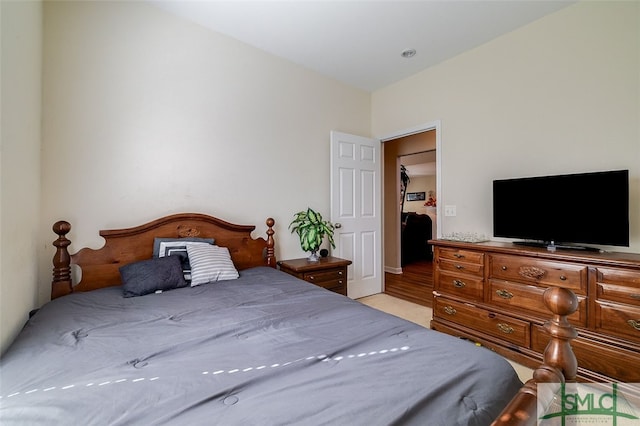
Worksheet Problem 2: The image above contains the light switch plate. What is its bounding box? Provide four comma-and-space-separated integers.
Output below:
444, 205, 457, 217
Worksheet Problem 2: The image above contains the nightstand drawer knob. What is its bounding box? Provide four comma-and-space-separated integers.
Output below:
443, 306, 457, 315
628, 320, 640, 331
455, 264, 464, 270
496, 289, 514, 299
559, 275, 567, 281
308, 276, 315, 281
454, 253, 465, 259
338, 271, 343, 275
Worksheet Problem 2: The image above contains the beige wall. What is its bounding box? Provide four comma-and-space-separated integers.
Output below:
39, 1, 371, 304
2, 0, 639, 353
404, 176, 437, 213
373, 1, 640, 254
0, 1, 43, 354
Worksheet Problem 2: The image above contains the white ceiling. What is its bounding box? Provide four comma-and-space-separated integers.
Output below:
150, 0, 575, 92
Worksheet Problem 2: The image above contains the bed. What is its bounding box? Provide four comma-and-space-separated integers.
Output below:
0, 213, 579, 425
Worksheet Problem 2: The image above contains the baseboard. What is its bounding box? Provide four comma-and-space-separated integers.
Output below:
384, 266, 403, 274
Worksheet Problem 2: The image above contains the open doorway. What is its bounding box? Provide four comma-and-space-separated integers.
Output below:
400, 151, 437, 265
382, 128, 438, 306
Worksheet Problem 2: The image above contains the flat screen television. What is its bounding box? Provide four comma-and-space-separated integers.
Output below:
493, 169, 629, 250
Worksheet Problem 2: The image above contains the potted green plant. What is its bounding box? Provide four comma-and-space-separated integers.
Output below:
289, 208, 335, 261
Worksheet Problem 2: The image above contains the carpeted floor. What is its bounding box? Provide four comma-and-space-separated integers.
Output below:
357, 293, 533, 383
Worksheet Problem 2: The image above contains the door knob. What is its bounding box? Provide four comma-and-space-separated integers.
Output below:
334, 223, 342, 228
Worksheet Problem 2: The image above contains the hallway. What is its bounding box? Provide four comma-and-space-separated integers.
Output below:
384, 260, 433, 307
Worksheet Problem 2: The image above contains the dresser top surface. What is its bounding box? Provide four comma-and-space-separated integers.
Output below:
430, 239, 640, 268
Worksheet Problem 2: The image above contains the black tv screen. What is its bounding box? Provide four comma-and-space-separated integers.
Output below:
493, 170, 629, 248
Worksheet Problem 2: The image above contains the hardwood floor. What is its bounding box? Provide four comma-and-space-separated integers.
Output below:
384, 260, 433, 307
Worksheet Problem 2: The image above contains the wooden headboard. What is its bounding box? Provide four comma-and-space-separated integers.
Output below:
51, 213, 276, 299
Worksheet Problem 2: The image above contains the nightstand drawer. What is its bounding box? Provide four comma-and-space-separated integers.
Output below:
434, 297, 530, 347
489, 254, 586, 292
277, 257, 351, 296
304, 268, 346, 284
304, 268, 347, 295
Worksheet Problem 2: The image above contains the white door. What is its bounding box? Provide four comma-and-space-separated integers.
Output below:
330, 131, 382, 299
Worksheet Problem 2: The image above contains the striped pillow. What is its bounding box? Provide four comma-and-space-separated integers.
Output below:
153, 238, 214, 281
185, 244, 239, 286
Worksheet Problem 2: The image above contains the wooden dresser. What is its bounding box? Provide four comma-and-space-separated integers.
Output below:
277, 256, 351, 296
430, 240, 640, 383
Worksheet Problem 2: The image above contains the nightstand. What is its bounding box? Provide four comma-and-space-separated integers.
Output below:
277, 257, 352, 296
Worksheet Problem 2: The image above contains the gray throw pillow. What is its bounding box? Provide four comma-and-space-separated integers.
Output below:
119, 255, 187, 297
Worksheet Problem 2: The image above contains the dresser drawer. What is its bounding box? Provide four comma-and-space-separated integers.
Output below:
435, 270, 483, 301
489, 254, 587, 293
438, 248, 484, 264
434, 297, 530, 347
593, 301, 640, 341
594, 267, 640, 306
488, 279, 587, 326
531, 324, 640, 382
438, 258, 483, 276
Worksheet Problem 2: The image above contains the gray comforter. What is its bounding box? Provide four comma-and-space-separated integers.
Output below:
0, 267, 522, 425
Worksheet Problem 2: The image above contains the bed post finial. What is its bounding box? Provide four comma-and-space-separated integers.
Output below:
491, 287, 578, 425
52, 221, 73, 299
265, 217, 276, 267
541, 286, 578, 382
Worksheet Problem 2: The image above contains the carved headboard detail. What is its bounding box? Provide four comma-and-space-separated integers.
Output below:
51, 213, 276, 299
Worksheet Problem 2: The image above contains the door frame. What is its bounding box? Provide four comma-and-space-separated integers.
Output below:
378, 120, 442, 274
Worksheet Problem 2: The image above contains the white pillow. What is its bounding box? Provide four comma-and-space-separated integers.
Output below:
185, 244, 239, 286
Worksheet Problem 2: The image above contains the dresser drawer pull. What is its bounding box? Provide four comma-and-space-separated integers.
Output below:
338, 271, 343, 276
308, 276, 315, 281
496, 289, 514, 299
518, 266, 546, 280
501, 266, 507, 271
452, 279, 466, 288
453, 253, 465, 259
455, 265, 465, 270
497, 323, 514, 334
631, 294, 640, 300
628, 320, 640, 331
443, 306, 457, 315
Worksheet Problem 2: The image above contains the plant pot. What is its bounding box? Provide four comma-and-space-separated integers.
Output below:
307, 250, 320, 262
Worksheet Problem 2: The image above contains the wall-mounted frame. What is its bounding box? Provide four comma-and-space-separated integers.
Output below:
406, 192, 425, 201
